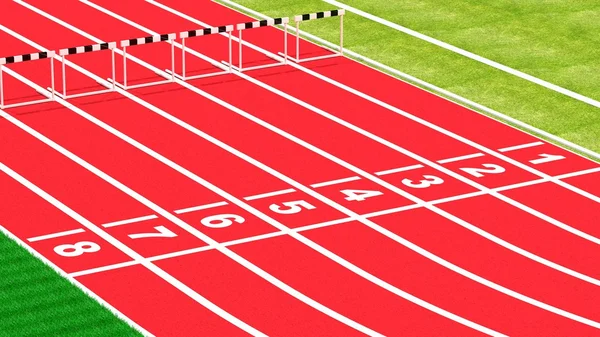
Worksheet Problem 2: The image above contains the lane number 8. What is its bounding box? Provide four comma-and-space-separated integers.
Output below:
54, 241, 100, 257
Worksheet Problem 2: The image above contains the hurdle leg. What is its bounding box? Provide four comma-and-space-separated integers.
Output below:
228, 32, 233, 72
123, 46, 128, 89
340, 14, 344, 55
238, 30, 243, 71
50, 56, 55, 101
283, 23, 288, 64
61, 55, 67, 98
0, 65, 4, 109
296, 21, 300, 61
182, 37, 186, 80
170, 39, 175, 81
111, 48, 116, 90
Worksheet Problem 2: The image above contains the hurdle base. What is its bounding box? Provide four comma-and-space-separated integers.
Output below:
108, 77, 175, 90
279, 52, 341, 64
165, 69, 231, 82
50, 87, 115, 100
220, 60, 287, 73
0, 97, 54, 110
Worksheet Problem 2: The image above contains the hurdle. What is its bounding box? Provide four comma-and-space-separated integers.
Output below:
0, 50, 55, 109
175, 24, 235, 81
222, 17, 289, 73
284, 10, 345, 63
54, 42, 117, 100
115, 33, 177, 90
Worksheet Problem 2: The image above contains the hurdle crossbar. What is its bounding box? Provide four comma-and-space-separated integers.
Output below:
116, 33, 177, 90
176, 25, 235, 81
286, 9, 345, 63
55, 42, 117, 100
0, 50, 56, 109
221, 17, 289, 73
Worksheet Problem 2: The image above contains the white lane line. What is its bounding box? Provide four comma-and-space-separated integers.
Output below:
311, 176, 360, 188
498, 142, 545, 153
218, 0, 600, 163
70, 260, 140, 278
3, 12, 382, 335
27, 228, 86, 242
558, 167, 600, 180
244, 188, 296, 201
98, 2, 600, 326
103, 214, 159, 228
375, 164, 424, 176
321, 0, 600, 110
174, 201, 229, 214
31, 4, 498, 334
437, 153, 484, 164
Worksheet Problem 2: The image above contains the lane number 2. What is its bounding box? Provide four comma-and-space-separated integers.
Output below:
460, 164, 505, 178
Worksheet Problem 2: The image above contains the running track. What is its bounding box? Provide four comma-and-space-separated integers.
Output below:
1, 0, 600, 336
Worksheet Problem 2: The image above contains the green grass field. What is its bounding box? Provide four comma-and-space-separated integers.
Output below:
2, 0, 598, 335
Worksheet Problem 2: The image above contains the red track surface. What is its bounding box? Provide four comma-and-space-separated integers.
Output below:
1, 1, 600, 336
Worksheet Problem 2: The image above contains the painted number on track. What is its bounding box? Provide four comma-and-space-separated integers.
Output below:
270, 200, 316, 214
128, 226, 177, 239
402, 175, 444, 189
530, 154, 565, 165
54, 241, 100, 257
460, 164, 505, 178
201, 214, 245, 228
341, 189, 383, 201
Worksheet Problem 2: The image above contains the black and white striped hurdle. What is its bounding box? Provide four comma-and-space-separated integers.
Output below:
117, 33, 178, 90
177, 25, 235, 81
55, 42, 118, 100
287, 9, 345, 63
0, 51, 56, 109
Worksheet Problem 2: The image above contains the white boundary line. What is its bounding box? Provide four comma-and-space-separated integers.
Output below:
498, 141, 545, 153
103, 214, 158, 228
27, 228, 85, 242
437, 153, 484, 164
6, 7, 502, 335
216, 0, 600, 162
322, 0, 600, 110
34, 3, 600, 329
69, 166, 600, 278
375, 164, 424, 176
